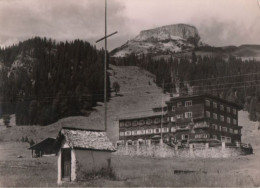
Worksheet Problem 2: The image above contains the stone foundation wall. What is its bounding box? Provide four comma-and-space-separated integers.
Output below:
114, 143, 246, 158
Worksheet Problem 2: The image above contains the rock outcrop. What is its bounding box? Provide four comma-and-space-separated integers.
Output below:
111, 24, 201, 57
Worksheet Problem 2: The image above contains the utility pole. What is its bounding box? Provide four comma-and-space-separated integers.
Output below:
96, 0, 117, 132
160, 80, 164, 141
104, 0, 107, 133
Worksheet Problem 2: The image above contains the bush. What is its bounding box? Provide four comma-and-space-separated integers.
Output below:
24, 136, 29, 143
3, 114, 11, 127
29, 139, 35, 146
112, 82, 120, 95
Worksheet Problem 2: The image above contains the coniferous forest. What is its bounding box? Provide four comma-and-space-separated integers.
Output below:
0, 37, 110, 125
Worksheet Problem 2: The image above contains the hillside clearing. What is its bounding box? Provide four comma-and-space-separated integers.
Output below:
0, 65, 169, 143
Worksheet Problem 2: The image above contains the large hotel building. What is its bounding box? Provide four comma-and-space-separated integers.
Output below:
118, 94, 242, 145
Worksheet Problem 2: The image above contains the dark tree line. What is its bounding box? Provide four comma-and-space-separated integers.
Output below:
111, 52, 260, 121
0, 37, 110, 125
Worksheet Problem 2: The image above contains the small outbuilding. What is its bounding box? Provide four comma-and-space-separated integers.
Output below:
55, 127, 116, 184
28, 137, 57, 157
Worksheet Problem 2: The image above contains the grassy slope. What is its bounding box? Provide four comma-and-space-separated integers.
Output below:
0, 65, 169, 143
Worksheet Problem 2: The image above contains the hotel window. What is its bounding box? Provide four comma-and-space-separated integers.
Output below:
233, 119, 237, 125
171, 127, 176, 132
154, 118, 160, 124
226, 137, 231, 143
222, 127, 227, 132
146, 119, 152, 125
195, 134, 200, 139
138, 120, 145, 126
227, 117, 231, 124
125, 131, 131, 136
213, 113, 218, 120
163, 117, 168, 122
213, 124, 218, 130
221, 136, 231, 143
220, 105, 224, 111
170, 116, 176, 122
177, 114, 183, 119
213, 135, 218, 140
213, 102, 217, 109
205, 100, 210, 106
146, 129, 153, 134
138, 130, 145, 135
227, 107, 230, 113
229, 128, 233, 133
119, 132, 124, 136
195, 134, 207, 139
162, 127, 168, 133
181, 134, 189, 140
185, 101, 192, 107
172, 106, 176, 111
125, 121, 131, 127
185, 112, 192, 118
219, 126, 222, 131
132, 121, 137, 126
155, 128, 161, 133
177, 102, 182, 107
206, 111, 211, 118
234, 129, 239, 134
132, 130, 137, 135
119, 122, 124, 127
220, 115, 224, 122
233, 109, 237, 115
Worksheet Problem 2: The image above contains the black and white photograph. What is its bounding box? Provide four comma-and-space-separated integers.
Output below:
0, 0, 259, 187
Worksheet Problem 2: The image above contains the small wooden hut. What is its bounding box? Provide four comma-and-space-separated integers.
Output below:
55, 127, 116, 184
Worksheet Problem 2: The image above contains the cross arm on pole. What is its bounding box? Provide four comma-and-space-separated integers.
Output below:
96, 31, 118, 43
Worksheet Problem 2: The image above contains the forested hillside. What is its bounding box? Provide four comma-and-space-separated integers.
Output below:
111, 53, 260, 121
0, 37, 110, 125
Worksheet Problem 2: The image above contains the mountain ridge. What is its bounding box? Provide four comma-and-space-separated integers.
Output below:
111, 23, 260, 60
111, 23, 201, 57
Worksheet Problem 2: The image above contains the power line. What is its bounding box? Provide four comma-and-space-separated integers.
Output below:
3, 69, 260, 99
1, 80, 260, 103
1, 82, 260, 105
161, 71, 260, 87
112, 83, 258, 118
3, 76, 260, 101
2, 84, 260, 123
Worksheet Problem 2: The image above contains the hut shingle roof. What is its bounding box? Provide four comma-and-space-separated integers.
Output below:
60, 127, 116, 152
28, 137, 56, 150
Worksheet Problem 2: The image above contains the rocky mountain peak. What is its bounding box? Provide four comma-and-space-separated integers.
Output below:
111, 23, 201, 57
134, 24, 199, 42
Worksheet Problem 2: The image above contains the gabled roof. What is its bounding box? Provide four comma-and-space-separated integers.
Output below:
28, 137, 56, 150
56, 127, 116, 152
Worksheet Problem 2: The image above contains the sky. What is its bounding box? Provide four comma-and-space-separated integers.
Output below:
0, 0, 259, 50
